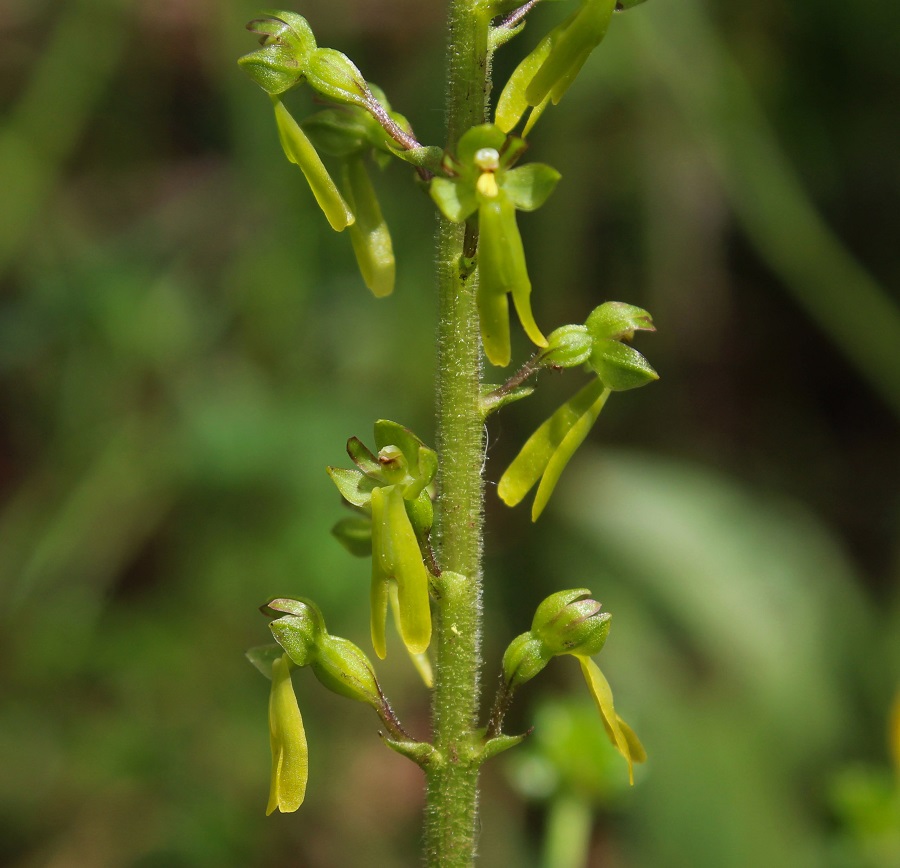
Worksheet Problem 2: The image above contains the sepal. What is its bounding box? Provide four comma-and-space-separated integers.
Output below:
502, 631, 553, 689
306, 48, 373, 109
430, 176, 478, 223
480, 383, 535, 417
330, 514, 373, 557
239, 13, 316, 95
268, 604, 324, 668
346, 435, 381, 476
247, 643, 284, 679
589, 339, 658, 391
532, 589, 611, 656
539, 324, 593, 368
326, 466, 375, 507
585, 301, 655, 342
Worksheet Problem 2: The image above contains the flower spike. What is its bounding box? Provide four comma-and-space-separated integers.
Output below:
499, 590, 645, 784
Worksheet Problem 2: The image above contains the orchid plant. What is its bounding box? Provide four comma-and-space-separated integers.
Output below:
239, 0, 656, 863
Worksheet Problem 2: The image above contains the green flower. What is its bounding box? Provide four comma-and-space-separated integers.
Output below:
501, 589, 646, 784
264, 598, 384, 709
430, 124, 561, 366
496, 0, 617, 136
267, 654, 308, 815
499, 302, 657, 519
327, 420, 437, 658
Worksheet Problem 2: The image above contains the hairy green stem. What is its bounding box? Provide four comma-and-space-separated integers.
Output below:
425, 2, 491, 864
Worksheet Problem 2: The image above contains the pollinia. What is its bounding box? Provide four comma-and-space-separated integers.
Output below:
239, 0, 655, 862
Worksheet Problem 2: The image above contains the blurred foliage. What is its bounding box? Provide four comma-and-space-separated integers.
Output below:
0, 0, 897, 865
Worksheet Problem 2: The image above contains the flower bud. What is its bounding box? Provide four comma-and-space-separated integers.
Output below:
267, 600, 385, 710
532, 589, 611, 657
267, 654, 308, 814
239, 13, 316, 95
584, 303, 658, 391
502, 631, 553, 689
269, 605, 324, 668
540, 324, 593, 368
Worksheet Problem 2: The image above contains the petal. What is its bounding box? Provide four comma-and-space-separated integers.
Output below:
495, 35, 552, 133
476, 268, 511, 367
478, 197, 545, 356
390, 585, 434, 688
369, 485, 391, 659
531, 380, 609, 520
342, 156, 395, 297
577, 655, 640, 785
272, 98, 354, 231
383, 486, 432, 655
525, 0, 616, 108
497, 378, 607, 513
267, 655, 308, 814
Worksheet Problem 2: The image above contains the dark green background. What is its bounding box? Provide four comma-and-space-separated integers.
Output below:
1, 0, 898, 865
